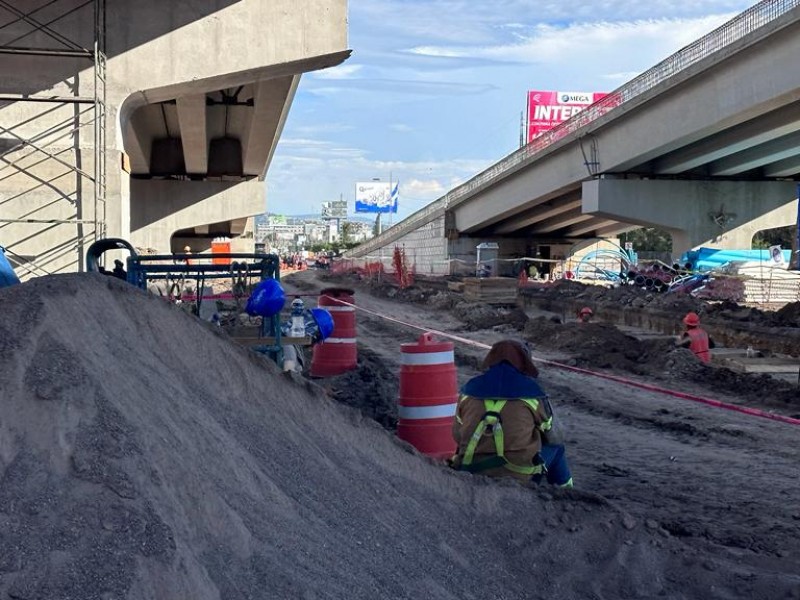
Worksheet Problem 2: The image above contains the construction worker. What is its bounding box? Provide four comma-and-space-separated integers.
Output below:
112, 259, 127, 280
450, 340, 573, 488
578, 306, 594, 323
676, 311, 714, 363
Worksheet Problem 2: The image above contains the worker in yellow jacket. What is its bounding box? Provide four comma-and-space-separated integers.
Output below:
451, 340, 572, 487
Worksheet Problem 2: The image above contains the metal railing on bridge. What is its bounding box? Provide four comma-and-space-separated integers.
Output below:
349, 0, 800, 258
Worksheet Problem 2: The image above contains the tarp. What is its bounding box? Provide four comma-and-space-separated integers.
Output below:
680, 247, 792, 272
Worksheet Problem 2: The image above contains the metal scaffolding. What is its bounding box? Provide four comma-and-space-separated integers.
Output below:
0, 0, 106, 277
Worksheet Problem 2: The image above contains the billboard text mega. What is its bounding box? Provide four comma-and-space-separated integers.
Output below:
526, 90, 608, 143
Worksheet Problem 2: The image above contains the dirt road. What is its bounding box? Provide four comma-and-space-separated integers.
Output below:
287, 269, 800, 584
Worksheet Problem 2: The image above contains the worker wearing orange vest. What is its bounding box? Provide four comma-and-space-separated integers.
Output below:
676, 312, 714, 363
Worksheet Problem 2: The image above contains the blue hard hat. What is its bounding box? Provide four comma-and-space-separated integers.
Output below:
311, 307, 334, 341
245, 278, 286, 317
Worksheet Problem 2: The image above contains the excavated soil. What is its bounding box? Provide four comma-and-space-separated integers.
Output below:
2, 273, 799, 599
324, 273, 800, 418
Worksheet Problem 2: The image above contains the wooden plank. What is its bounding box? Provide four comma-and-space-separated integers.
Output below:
447, 281, 465, 292
722, 357, 800, 374
616, 325, 675, 342
462, 276, 518, 305
711, 348, 751, 358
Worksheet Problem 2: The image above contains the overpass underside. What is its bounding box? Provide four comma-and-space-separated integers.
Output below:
0, 0, 349, 278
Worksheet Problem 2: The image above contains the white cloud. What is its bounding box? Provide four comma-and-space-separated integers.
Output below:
389, 123, 412, 132
353, 1, 752, 48
276, 138, 368, 160
603, 71, 641, 81
305, 78, 497, 98
407, 46, 466, 58
290, 123, 355, 135
409, 14, 736, 66
312, 64, 363, 79
305, 86, 350, 96
404, 178, 445, 197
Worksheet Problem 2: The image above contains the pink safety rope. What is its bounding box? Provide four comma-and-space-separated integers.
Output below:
322, 294, 800, 427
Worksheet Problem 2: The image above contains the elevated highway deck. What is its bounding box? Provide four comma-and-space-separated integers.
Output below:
350, 1, 800, 274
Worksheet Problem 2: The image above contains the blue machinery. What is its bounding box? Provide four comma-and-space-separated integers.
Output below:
128, 252, 295, 367
85, 238, 296, 367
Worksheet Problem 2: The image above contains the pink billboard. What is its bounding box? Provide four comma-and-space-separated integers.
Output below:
526, 90, 608, 142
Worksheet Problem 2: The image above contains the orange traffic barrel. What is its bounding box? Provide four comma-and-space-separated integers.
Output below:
211, 237, 231, 265
397, 332, 458, 459
310, 287, 357, 377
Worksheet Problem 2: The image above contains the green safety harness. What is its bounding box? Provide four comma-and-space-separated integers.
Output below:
458, 397, 552, 476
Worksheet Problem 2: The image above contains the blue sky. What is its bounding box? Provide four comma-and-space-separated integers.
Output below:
266, 0, 754, 221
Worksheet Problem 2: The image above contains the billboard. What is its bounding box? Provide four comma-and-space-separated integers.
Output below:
355, 181, 398, 213
526, 90, 608, 142
322, 200, 348, 219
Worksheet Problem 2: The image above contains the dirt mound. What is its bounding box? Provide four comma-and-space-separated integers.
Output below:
316, 344, 400, 430
426, 290, 460, 310
774, 301, 800, 326
524, 319, 666, 374
452, 301, 528, 331
12, 274, 792, 598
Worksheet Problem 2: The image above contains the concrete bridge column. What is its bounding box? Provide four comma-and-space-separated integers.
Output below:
583, 178, 798, 254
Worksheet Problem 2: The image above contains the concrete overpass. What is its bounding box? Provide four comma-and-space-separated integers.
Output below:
350, 0, 800, 274
1, 0, 349, 278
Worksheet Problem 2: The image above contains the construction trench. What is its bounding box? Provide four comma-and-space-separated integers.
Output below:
1, 268, 799, 599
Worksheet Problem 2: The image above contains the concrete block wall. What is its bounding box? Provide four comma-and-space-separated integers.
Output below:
365, 216, 449, 276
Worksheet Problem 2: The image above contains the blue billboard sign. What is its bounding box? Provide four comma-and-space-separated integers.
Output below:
355, 181, 398, 213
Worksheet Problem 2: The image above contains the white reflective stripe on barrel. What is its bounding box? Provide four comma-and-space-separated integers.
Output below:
401, 351, 454, 366
324, 306, 355, 312
398, 403, 457, 420
324, 337, 357, 344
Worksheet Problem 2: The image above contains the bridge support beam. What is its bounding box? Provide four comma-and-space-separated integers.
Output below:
176, 94, 209, 175
129, 179, 263, 253
583, 178, 798, 255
